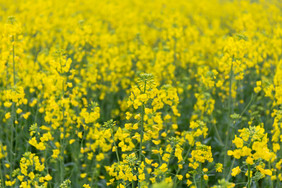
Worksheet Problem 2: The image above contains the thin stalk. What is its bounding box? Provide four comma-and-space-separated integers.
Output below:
111, 129, 120, 163
138, 103, 145, 188
227, 158, 235, 181
239, 94, 254, 118
139, 103, 145, 162
193, 174, 197, 188
138, 81, 146, 188
10, 36, 16, 170
212, 123, 223, 146
268, 162, 273, 188
200, 163, 203, 188
0, 165, 3, 188
247, 165, 251, 188
173, 146, 191, 188
131, 166, 135, 188
161, 143, 175, 183
59, 52, 65, 184
90, 160, 97, 188
12, 37, 16, 86
224, 62, 233, 176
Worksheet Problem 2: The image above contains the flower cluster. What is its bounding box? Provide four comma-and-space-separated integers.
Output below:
0, 0, 281, 187
8, 152, 52, 188
228, 126, 276, 186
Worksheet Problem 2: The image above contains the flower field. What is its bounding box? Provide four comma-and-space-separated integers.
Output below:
0, 0, 282, 187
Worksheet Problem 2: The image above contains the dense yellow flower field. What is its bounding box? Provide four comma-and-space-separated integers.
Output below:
0, 0, 281, 187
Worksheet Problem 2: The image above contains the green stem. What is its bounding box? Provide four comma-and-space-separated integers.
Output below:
138, 103, 145, 188
138, 81, 146, 188
90, 159, 97, 188
0, 164, 3, 188
239, 94, 254, 118
193, 174, 197, 188
59, 52, 65, 183
212, 123, 223, 146
247, 165, 251, 188
111, 129, 120, 163
138, 80, 146, 162
12, 37, 16, 86
10, 36, 16, 171
269, 162, 273, 188
173, 145, 191, 188
200, 163, 203, 188
224, 62, 233, 176
227, 158, 235, 181
139, 103, 145, 162
131, 167, 135, 188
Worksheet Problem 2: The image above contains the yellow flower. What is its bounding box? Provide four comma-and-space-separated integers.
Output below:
80, 173, 87, 179
246, 157, 254, 165
17, 175, 24, 181
172, 124, 178, 130
5, 112, 11, 119
44, 174, 52, 181
273, 143, 280, 152
4, 101, 12, 108
233, 135, 244, 148
22, 112, 31, 119
187, 179, 192, 186
215, 163, 223, 173
28, 172, 35, 180
118, 184, 125, 188
165, 176, 172, 183
5, 180, 16, 186
159, 163, 168, 173
16, 108, 22, 114
138, 173, 145, 181
69, 139, 75, 144
254, 86, 261, 93
145, 158, 153, 165
231, 166, 241, 177
52, 149, 60, 159
176, 175, 183, 180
